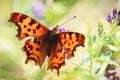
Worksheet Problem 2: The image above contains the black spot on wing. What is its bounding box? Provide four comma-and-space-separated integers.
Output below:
27, 29, 31, 32
19, 14, 27, 23
68, 43, 70, 46
72, 42, 74, 44
37, 41, 40, 45
24, 25, 26, 28
36, 24, 41, 29
56, 56, 58, 59
28, 19, 36, 26
33, 29, 36, 34
64, 40, 67, 44
68, 32, 72, 39
24, 33, 29, 37
33, 38, 37, 43
36, 48, 39, 51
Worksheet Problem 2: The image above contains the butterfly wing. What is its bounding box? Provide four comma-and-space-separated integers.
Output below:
8, 12, 49, 67
22, 38, 46, 67
48, 42, 65, 76
58, 32, 85, 58
48, 32, 85, 76
8, 12, 50, 40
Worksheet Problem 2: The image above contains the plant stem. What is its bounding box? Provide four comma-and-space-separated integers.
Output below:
88, 23, 118, 78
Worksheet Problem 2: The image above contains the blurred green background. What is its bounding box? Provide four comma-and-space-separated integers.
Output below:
0, 0, 119, 80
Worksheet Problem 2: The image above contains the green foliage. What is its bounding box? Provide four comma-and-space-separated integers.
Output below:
80, 17, 120, 79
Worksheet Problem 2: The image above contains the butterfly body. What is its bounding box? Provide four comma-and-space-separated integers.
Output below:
42, 31, 58, 56
8, 12, 85, 76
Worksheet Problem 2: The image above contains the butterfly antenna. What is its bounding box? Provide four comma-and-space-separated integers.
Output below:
59, 16, 76, 26
51, 5, 55, 25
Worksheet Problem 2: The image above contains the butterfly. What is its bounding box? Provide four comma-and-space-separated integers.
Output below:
8, 12, 85, 76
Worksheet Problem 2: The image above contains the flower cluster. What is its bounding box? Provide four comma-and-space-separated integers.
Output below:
58, 26, 69, 33
106, 9, 120, 26
105, 68, 120, 80
32, 1, 45, 19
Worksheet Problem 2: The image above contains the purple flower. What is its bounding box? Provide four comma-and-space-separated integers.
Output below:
105, 68, 120, 80
32, 1, 45, 19
58, 26, 69, 33
106, 14, 112, 22
112, 9, 117, 19
106, 9, 120, 26
106, 9, 118, 22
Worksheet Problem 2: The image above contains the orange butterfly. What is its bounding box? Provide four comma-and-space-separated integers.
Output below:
8, 12, 85, 76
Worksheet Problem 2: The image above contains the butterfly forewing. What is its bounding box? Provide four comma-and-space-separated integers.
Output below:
58, 32, 85, 58
8, 12, 50, 40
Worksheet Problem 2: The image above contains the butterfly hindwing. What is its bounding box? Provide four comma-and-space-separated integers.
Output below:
22, 38, 46, 67
8, 12, 50, 40
48, 43, 65, 76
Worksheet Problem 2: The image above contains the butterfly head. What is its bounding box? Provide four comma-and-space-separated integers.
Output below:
50, 25, 69, 34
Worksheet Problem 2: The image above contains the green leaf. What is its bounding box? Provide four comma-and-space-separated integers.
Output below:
102, 37, 114, 44
98, 22, 104, 37
99, 51, 119, 67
